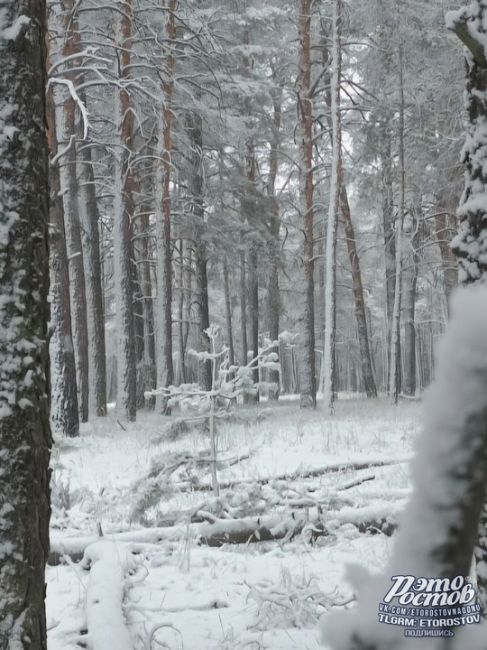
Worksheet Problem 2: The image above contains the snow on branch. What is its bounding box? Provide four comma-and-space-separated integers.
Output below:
446, 3, 487, 68
48, 77, 90, 140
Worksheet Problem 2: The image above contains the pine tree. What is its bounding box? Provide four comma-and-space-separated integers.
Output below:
0, 1, 52, 646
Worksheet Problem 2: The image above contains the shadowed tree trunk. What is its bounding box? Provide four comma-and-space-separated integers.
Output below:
434, 193, 458, 311
320, 20, 376, 400
402, 203, 421, 397
379, 120, 396, 390
56, 15, 89, 422
113, 0, 137, 420
47, 89, 79, 439
155, 0, 177, 410
223, 259, 235, 368
267, 78, 282, 401
77, 134, 107, 417
339, 188, 377, 398
298, 0, 316, 408
388, 45, 405, 404
0, 1, 52, 646
239, 251, 248, 367
186, 111, 211, 391
323, 0, 343, 415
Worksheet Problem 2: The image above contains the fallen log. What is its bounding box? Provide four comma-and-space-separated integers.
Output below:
176, 456, 411, 492
81, 541, 138, 650
49, 502, 404, 564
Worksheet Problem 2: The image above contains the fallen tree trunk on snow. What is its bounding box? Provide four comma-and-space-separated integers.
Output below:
81, 541, 138, 650
49, 501, 403, 564
176, 456, 410, 492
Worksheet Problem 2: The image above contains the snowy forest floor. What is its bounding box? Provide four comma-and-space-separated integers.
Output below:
46, 397, 420, 650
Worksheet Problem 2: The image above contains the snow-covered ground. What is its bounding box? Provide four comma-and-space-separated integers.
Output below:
46, 397, 420, 650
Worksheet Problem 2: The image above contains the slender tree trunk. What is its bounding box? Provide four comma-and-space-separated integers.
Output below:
186, 111, 211, 391
52, 0, 89, 426
139, 210, 156, 403
402, 204, 421, 397
223, 259, 236, 368
241, 29, 260, 402
321, 28, 377, 399
339, 188, 377, 397
267, 81, 282, 401
298, 0, 316, 408
57, 98, 89, 423
240, 252, 248, 366
113, 0, 137, 420
131, 228, 146, 408
47, 89, 80, 438
434, 195, 458, 310
77, 136, 107, 417
0, 2, 52, 645
388, 45, 405, 404
177, 239, 186, 384
323, 0, 342, 415
248, 242, 260, 400
380, 121, 396, 390
155, 0, 176, 409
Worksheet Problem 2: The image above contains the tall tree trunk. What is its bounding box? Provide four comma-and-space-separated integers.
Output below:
388, 45, 405, 404
267, 80, 282, 401
240, 251, 248, 366
131, 227, 146, 408
177, 239, 186, 384
339, 188, 377, 397
47, 89, 80, 438
186, 111, 211, 391
402, 204, 421, 397
380, 121, 396, 390
113, 0, 137, 420
155, 0, 176, 408
139, 210, 156, 403
298, 0, 316, 408
56, 0, 89, 423
77, 135, 107, 417
434, 194, 458, 310
57, 100, 89, 424
248, 241, 260, 401
241, 29, 259, 402
0, 2, 52, 645
323, 0, 342, 415
321, 29, 377, 399
223, 259, 236, 368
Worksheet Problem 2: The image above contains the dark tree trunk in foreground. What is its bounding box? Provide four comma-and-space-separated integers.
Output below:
0, 2, 52, 647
